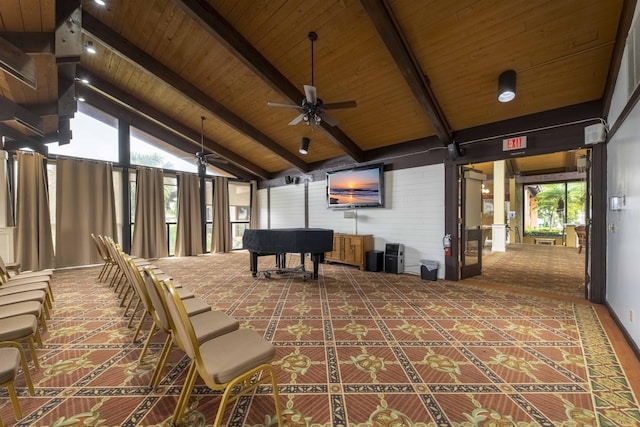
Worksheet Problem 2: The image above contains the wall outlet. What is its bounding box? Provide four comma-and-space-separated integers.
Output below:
608, 223, 616, 233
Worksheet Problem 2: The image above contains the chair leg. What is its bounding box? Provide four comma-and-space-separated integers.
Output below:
7, 382, 22, 419
27, 336, 40, 370
172, 361, 198, 425
132, 310, 149, 343
268, 365, 283, 427
149, 334, 173, 389
127, 299, 141, 328
138, 321, 156, 361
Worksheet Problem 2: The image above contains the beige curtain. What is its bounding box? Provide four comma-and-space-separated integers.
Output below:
15, 152, 55, 271
174, 172, 202, 256
250, 179, 258, 229
55, 158, 118, 268
131, 167, 167, 259
212, 176, 230, 253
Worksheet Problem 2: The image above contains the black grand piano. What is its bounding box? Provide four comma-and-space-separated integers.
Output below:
242, 228, 334, 279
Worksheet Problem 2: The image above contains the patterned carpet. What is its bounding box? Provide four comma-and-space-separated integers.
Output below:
465, 244, 586, 299
2, 250, 639, 426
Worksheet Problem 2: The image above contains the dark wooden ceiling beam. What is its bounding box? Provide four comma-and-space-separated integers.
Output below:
0, 36, 37, 88
0, 123, 48, 155
81, 10, 309, 173
173, 0, 364, 163
75, 73, 270, 180
0, 96, 44, 136
361, 0, 452, 144
0, 32, 54, 54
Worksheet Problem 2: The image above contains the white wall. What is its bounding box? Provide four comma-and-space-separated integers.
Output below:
606, 4, 640, 349
258, 164, 446, 278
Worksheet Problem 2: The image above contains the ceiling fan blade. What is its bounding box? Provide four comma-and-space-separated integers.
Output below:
319, 111, 339, 127
323, 100, 357, 110
288, 113, 305, 126
267, 101, 300, 109
304, 85, 317, 104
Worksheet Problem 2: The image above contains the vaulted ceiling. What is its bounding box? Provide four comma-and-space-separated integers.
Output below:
0, 0, 632, 180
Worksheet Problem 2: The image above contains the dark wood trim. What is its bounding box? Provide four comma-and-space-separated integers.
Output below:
174, 0, 364, 163
0, 96, 44, 135
444, 160, 459, 280
361, 0, 452, 144
590, 141, 607, 304
77, 67, 269, 180
602, 0, 638, 118
0, 36, 36, 88
118, 120, 132, 253
81, 11, 309, 173
0, 32, 54, 54
0, 124, 48, 155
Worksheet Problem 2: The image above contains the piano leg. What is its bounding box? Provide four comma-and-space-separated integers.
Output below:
311, 253, 321, 279
250, 251, 258, 277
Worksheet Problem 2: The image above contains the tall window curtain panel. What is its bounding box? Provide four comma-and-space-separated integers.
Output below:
174, 172, 202, 257
212, 176, 231, 253
56, 158, 118, 268
131, 167, 168, 259
250, 180, 258, 229
15, 151, 55, 271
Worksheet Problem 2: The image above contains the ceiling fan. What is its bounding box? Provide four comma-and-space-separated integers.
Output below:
267, 31, 357, 127
194, 116, 227, 168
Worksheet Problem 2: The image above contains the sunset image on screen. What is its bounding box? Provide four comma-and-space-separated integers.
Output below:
328, 168, 381, 205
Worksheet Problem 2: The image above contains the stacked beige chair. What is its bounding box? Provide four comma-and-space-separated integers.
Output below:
101, 236, 153, 308
0, 257, 54, 311
142, 268, 239, 389
90, 233, 116, 282
0, 341, 36, 426
0, 301, 48, 331
0, 314, 42, 369
156, 274, 282, 426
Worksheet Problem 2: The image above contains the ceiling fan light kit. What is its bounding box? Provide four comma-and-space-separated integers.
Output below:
497, 69, 517, 103
267, 31, 357, 128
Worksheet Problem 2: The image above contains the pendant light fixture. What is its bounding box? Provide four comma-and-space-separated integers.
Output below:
299, 137, 310, 155
497, 70, 517, 103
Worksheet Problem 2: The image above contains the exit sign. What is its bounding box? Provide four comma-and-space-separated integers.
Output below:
503, 136, 527, 151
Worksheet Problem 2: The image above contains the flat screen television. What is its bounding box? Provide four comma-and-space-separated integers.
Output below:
326, 163, 384, 208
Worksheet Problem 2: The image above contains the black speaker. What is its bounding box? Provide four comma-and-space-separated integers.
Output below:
447, 142, 464, 160
385, 243, 403, 256
384, 243, 404, 274
366, 250, 384, 272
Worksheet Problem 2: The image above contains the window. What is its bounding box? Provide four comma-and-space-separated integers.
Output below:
47, 105, 119, 162
130, 127, 198, 173
164, 176, 178, 255
523, 181, 586, 236
229, 181, 251, 250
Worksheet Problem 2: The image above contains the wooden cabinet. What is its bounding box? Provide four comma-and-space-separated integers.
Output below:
325, 233, 373, 271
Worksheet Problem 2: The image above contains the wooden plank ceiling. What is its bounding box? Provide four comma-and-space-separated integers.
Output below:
0, 0, 627, 180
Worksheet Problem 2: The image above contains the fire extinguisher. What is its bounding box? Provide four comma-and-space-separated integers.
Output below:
443, 234, 452, 256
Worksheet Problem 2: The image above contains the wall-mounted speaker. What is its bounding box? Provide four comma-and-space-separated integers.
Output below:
447, 141, 464, 160
284, 176, 293, 184
584, 123, 606, 145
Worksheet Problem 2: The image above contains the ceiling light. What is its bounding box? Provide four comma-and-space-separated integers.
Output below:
85, 40, 96, 54
94, 0, 106, 6
299, 137, 310, 155
497, 70, 516, 103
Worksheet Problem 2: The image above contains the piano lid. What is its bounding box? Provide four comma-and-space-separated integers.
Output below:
243, 228, 334, 254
